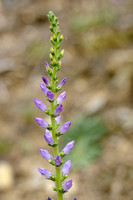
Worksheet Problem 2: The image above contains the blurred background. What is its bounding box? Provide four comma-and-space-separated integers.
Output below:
0, 0, 133, 200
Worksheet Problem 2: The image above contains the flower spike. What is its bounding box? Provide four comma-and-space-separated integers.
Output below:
34, 11, 76, 200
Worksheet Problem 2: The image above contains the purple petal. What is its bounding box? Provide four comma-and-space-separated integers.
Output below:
34, 98, 47, 112
40, 149, 53, 161
59, 77, 67, 87
54, 104, 63, 116
47, 91, 54, 101
61, 160, 71, 176
54, 155, 62, 166
44, 130, 54, 145
45, 61, 49, 68
62, 140, 75, 155
55, 115, 61, 124
35, 117, 48, 129
62, 180, 72, 191
59, 121, 71, 134
40, 82, 49, 96
38, 168, 52, 179
56, 92, 66, 104
42, 77, 49, 85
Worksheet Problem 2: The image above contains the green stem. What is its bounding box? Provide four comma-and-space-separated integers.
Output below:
51, 67, 63, 200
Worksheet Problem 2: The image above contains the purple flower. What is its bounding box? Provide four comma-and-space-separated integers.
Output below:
45, 61, 49, 68
59, 121, 71, 134
47, 91, 54, 101
62, 180, 72, 191
35, 117, 49, 129
56, 91, 66, 104
42, 76, 49, 85
44, 130, 54, 145
62, 140, 75, 155
55, 115, 61, 124
40, 82, 49, 96
38, 168, 52, 179
40, 149, 53, 161
34, 98, 47, 112
54, 104, 63, 116
58, 77, 67, 87
54, 155, 62, 166
61, 160, 71, 176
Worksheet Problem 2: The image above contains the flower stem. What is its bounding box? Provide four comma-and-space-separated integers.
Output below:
51, 68, 63, 200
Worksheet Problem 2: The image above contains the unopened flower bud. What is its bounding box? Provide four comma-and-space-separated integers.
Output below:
59, 121, 71, 134
40, 82, 49, 96
62, 180, 72, 191
40, 149, 53, 161
47, 91, 54, 101
56, 91, 66, 104
38, 168, 52, 179
54, 155, 62, 166
54, 104, 63, 116
62, 140, 75, 155
34, 98, 47, 112
35, 117, 49, 129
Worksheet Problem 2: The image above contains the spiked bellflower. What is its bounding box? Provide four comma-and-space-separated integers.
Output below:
34, 11, 76, 200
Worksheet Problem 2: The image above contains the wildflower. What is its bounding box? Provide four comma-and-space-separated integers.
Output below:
61, 160, 71, 176
35, 117, 49, 128
38, 168, 52, 179
54, 155, 62, 166
58, 77, 67, 88
40, 149, 53, 161
40, 82, 49, 96
55, 115, 61, 124
44, 130, 54, 145
59, 121, 71, 134
56, 91, 66, 104
34, 98, 47, 112
54, 104, 63, 116
47, 91, 54, 101
63, 179, 72, 191
62, 140, 75, 155
42, 76, 49, 85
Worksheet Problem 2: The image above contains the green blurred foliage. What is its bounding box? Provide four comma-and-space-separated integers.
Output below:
62, 115, 108, 168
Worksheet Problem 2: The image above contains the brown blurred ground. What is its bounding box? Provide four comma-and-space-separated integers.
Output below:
0, 0, 133, 200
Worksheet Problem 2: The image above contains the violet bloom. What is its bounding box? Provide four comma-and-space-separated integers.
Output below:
58, 77, 67, 88
55, 115, 61, 124
40, 82, 49, 96
62, 140, 75, 155
40, 149, 53, 161
35, 117, 49, 129
34, 98, 47, 112
47, 91, 54, 101
45, 61, 49, 68
62, 180, 72, 191
61, 160, 71, 176
54, 104, 63, 116
56, 91, 66, 104
44, 130, 54, 145
38, 168, 52, 179
42, 76, 49, 85
54, 155, 62, 166
59, 121, 71, 134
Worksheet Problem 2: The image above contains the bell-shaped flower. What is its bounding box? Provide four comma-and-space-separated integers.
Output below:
38, 168, 52, 179
34, 98, 47, 112
40, 149, 53, 161
58, 77, 67, 88
61, 160, 71, 176
54, 155, 62, 166
40, 82, 49, 96
59, 121, 71, 134
62, 140, 75, 155
35, 117, 49, 129
55, 115, 61, 124
62, 180, 72, 191
54, 104, 63, 116
56, 91, 66, 104
44, 130, 54, 145
47, 91, 54, 101
42, 76, 49, 85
